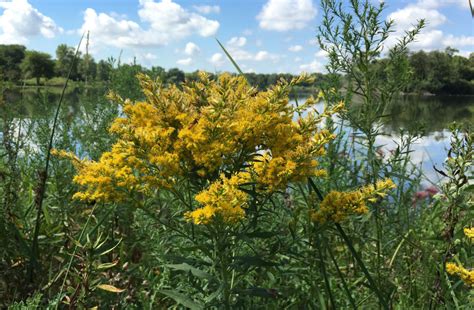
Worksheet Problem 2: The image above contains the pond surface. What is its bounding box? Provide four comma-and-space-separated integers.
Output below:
2, 87, 473, 186
295, 95, 473, 185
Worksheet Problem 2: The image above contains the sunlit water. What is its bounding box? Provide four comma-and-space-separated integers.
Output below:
292, 95, 474, 186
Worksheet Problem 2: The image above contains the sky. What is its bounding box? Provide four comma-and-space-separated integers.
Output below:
0, 0, 472, 74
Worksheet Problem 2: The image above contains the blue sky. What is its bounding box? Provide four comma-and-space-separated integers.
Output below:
0, 0, 472, 73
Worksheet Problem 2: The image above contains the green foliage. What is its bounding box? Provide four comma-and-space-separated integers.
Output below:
55, 44, 80, 80
20, 51, 55, 85
407, 48, 474, 95
0, 44, 26, 82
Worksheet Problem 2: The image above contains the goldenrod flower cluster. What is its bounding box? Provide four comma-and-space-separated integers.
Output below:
310, 179, 396, 223
464, 227, 474, 242
57, 72, 342, 225
446, 263, 474, 288
184, 172, 251, 224
446, 227, 474, 288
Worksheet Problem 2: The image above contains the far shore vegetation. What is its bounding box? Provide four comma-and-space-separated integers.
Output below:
1, 43, 473, 96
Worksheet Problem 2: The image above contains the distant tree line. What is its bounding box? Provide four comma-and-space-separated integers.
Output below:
374, 47, 474, 95
0, 44, 473, 95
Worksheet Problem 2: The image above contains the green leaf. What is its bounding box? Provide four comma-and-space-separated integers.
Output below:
158, 289, 204, 310
165, 263, 213, 280
232, 256, 279, 271
96, 261, 118, 270
215, 38, 246, 80
237, 287, 279, 298
99, 239, 122, 256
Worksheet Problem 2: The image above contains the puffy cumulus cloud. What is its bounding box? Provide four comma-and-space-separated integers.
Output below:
442, 35, 474, 47
288, 45, 303, 52
80, 8, 143, 49
184, 42, 200, 56
223, 36, 281, 63
138, 0, 218, 37
254, 50, 280, 62
416, 0, 469, 9
133, 52, 158, 66
0, 0, 62, 44
177, 57, 192, 65
209, 52, 225, 67
193, 5, 220, 14
314, 49, 328, 58
257, 0, 317, 31
385, 1, 473, 52
227, 36, 247, 48
79, 0, 219, 50
299, 59, 325, 73
388, 6, 446, 30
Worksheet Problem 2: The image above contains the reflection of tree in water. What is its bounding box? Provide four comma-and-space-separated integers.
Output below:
382, 96, 474, 134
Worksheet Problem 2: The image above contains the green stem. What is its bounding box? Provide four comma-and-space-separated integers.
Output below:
316, 233, 337, 309
325, 237, 357, 310
214, 227, 231, 309
335, 223, 388, 309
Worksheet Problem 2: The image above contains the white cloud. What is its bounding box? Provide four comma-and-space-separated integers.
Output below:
223, 36, 281, 63
143, 52, 157, 60
299, 59, 324, 72
133, 52, 158, 66
0, 0, 62, 44
385, 1, 473, 52
193, 5, 220, 14
184, 42, 200, 56
289, 45, 303, 52
442, 35, 474, 47
227, 36, 247, 48
314, 49, 328, 58
416, 0, 469, 9
209, 52, 225, 67
255, 50, 280, 61
177, 57, 192, 65
294, 56, 302, 62
138, 0, 219, 37
456, 50, 473, 58
257, 0, 317, 31
79, 0, 219, 49
388, 6, 446, 31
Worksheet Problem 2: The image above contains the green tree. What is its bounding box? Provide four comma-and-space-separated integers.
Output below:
0, 44, 26, 81
55, 44, 80, 80
149, 66, 166, 81
20, 51, 55, 85
78, 54, 97, 82
166, 68, 185, 84
96, 60, 113, 82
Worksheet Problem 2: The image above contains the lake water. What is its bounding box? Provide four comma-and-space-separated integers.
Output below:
1, 87, 473, 186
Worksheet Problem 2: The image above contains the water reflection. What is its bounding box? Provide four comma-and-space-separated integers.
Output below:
384, 95, 473, 134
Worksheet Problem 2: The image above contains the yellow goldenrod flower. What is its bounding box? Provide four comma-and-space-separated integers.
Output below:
464, 227, 474, 242
446, 262, 474, 288
310, 179, 396, 224
185, 172, 250, 225
55, 73, 340, 223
